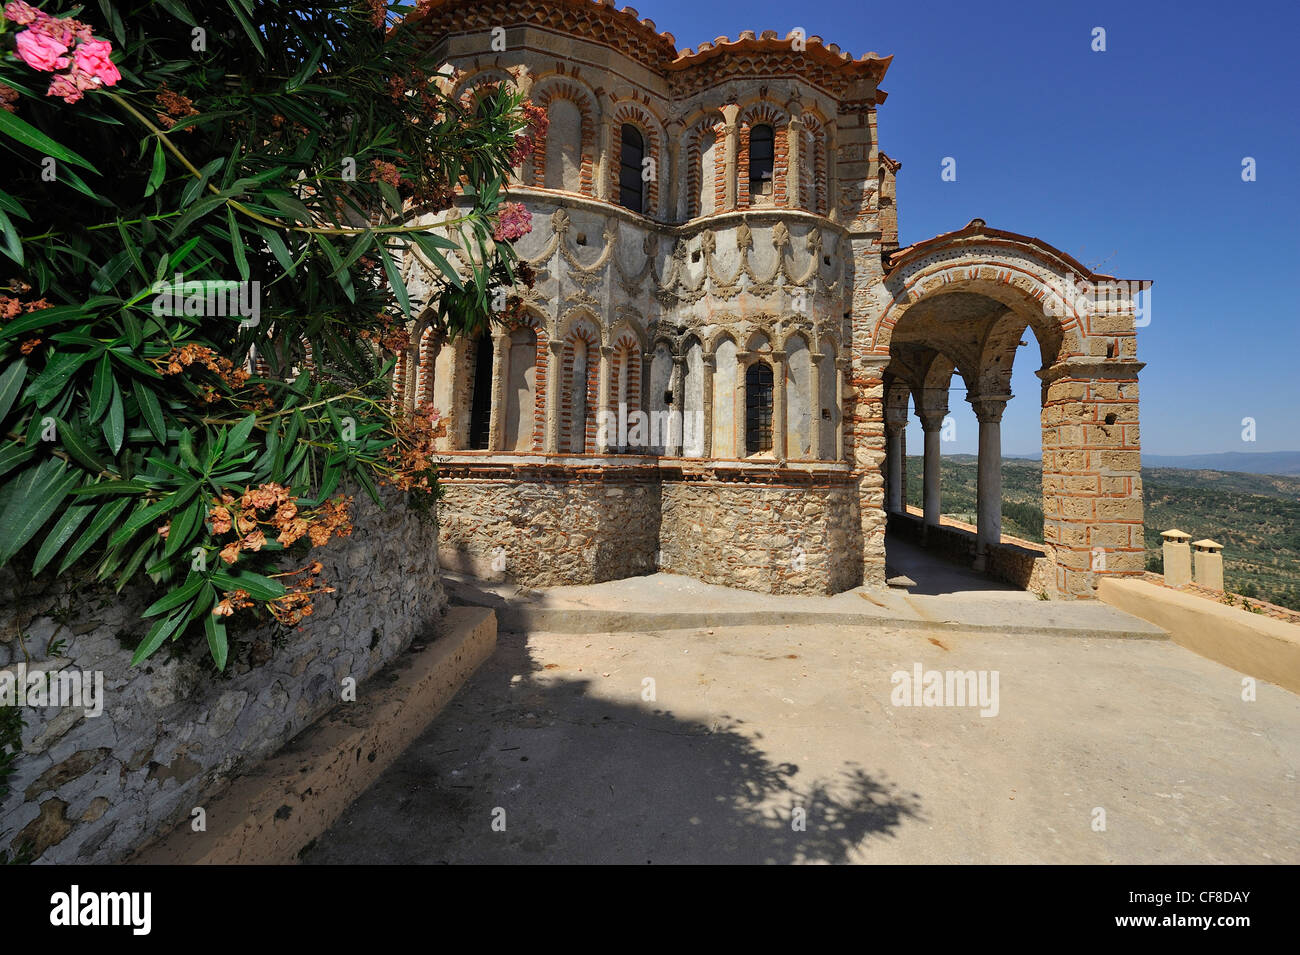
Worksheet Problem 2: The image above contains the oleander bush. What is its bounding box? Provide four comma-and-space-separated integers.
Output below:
0, 0, 539, 667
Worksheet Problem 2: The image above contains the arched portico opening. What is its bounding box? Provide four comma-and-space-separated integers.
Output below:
870, 221, 1147, 598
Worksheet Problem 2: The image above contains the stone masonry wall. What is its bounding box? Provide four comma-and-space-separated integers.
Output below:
0, 486, 445, 864
437, 460, 859, 596
437, 463, 662, 585
660, 477, 858, 595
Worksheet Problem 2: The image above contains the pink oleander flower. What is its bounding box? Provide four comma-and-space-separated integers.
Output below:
2, 1, 42, 25
14, 28, 69, 72
72, 37, 119, 86
492, 201, 532, 242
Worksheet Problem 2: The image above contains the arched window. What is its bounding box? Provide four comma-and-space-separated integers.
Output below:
748, 124, 774, 201
468, 334, 494, 450
619, 124, 645, 213
745, 361, 774, 454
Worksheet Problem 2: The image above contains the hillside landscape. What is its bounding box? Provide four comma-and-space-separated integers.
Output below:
906, 456, 1300, 611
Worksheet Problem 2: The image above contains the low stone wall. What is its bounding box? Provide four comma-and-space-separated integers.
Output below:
436, 456, 861, 595
660, 475, 858, 595
889, 510, 1055, 595
437, 459, 661, 585
0, 486, 445, 864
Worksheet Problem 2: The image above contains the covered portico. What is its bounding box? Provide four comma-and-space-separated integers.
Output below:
869, 220, 1148, 598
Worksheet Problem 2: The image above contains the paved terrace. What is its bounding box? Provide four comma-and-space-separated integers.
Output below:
303, 546, 1298, 865
439, 536, 1166, 640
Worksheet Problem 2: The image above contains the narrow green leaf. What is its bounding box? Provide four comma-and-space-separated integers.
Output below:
0, 109, 99, 172
103, 378, 125, 455
58, 496, 130, 572
31, 500, 95, 574
130, 606, 191, 666
0, 358, 27, 424
144, 139, 166, 197
205, 612, 229, 671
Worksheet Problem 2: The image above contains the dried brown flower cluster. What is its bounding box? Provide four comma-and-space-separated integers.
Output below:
357, 313, 410, 353
205, 483, 353, 566
0, 294, 50, 319
267, 560, 335, 627
155, 83, 199, 130
159, 344, 251, 396
382, 400, 443, 494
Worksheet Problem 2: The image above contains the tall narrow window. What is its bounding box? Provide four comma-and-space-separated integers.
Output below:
745, 361, 774, 454
748, 124, 774, 201
468, 335, 494, 450
619, 124, 645, 213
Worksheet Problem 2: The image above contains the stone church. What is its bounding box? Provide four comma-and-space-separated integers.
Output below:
394, 0, 1148, 599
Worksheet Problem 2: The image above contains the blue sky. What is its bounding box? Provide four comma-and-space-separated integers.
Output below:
645, 0, 1299, 455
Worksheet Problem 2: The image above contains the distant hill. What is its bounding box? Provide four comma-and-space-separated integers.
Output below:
906, 457, 1300, 611
1140, 451, 1300, 476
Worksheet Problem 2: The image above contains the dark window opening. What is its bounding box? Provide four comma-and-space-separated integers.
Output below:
619, 124, 645, 214
748, 124, 774, 199
745, 362, 774, 454
468, 335, 494, 449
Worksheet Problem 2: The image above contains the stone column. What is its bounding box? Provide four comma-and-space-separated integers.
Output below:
670, 355, 686, 456
665, 118, 683, 220
885, 423, 905, 514
721, 104, 740, 212
597, 344, 613, 453
771, 350, 787, 460
836, 358, 849, 462
487, 332, 508, 451
825, 120, 838, 223
734, 350, 750, 457
786, 105, 803, 209
700, 352, 715, 458
1160, 529, 1192, 587
596, 113, 615, 202
808, 352, 823, 460
544, 338, 564, 453
969, 394, 1009, 570
919, 411, 945, 528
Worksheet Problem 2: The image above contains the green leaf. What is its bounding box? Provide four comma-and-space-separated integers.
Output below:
0, 441, 36, 480
256, 224, 296, 276
108, 487, 195, 549
227, 412, 257, 451
228, 206, 250, 281
0, 358, 27, 424
0, 208, 22, 266
144, 139, 166, 197
102, 378, 125, 455
89, 353, 112, 423
135, 383, 166, 444
0, 109, 99, 173
0, 459, 79, 564
377, 243, 411, 316
142, 573, 204, 617
25, 350, 92, 407
0, 305, 88, 342
56, 417, 109, 473
208, 567, 285, 601
57, 496, 130, 572
31, 500, 95, 574
205, 611, 229, 671
130, 606, 191, 666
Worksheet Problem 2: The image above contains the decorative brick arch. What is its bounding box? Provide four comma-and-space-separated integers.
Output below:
609, 102, 663, 217
559, 316, 601, 453
508, 309, 548, 451
686, 116, 726, 219
531, 79, 597, 196
738, 103, 789, 208
801, 113, 829, 217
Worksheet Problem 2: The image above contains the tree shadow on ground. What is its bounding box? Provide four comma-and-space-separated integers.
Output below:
305, 630, 922, 864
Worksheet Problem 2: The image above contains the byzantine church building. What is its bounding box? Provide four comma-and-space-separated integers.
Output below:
393, 0, 1147, 598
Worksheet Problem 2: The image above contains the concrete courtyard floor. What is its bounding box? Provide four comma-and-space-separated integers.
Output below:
304, 620, 1299, 864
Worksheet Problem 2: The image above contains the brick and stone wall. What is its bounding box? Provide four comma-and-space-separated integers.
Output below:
0, 486, 445, 864
660, 474, 858, 595
437, 457, 860, 595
